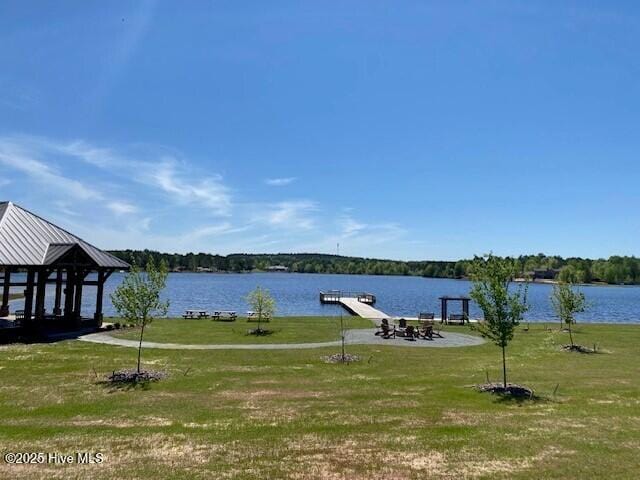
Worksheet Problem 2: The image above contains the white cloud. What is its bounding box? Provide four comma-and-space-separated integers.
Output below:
339, 215, 367, 237
0, 138, 100, 200
151, 162, 232, 216
0, 134, 412, 257
54, 201, 81, 217
186, 223, 251, 240
0, 134, 235, 220
58, 140, 122, 168
107, 201, 138, 215
265, 177, 296, 186
261, 200, 318, 230
295, 214, 408, 257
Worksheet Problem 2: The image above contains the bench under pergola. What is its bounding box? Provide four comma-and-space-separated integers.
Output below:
439, 295, 471, 324
0, 201, 130, 333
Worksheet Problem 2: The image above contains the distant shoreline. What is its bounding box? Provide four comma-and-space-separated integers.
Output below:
161, 270, 638, 287
513, 278, 633, 288
110, 250, 640, 286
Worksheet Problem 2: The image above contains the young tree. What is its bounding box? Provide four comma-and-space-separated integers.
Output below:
469, 254, 528, 388
111, 258, 169, 373
338, 308, 347, 363
551, 282, 586, 347
246, 286, 275, 334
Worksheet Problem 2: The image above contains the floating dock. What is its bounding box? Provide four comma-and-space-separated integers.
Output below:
320, 291, 388, 320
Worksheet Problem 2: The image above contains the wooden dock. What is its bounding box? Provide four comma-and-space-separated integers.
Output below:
320, 291, 388, 320
339, 297, 389, 320
319, 290, 477, 324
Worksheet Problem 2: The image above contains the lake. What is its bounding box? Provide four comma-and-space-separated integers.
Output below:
11, 272, 640, 323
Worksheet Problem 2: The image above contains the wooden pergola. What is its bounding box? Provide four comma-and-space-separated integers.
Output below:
0, 202, 129, 334
439, 295, 471, 324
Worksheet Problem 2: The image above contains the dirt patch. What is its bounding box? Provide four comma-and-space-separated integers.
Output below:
0, 433, 232, 480
281, 435, 571, 479
219, 388, 326, 401
247, 404, 300, 423
68, 416, 173, 428
439, 410, 482, 426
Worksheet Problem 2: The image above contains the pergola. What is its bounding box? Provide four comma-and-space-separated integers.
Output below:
0, 202, 130, 333
439, 295, 471, 324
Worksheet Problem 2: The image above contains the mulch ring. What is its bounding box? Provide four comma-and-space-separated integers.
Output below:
247, 328, 274, 336
107, 369, 167, 384
562, 344, 597, 354
322, 353, 361, 364
476, 383, 534, 399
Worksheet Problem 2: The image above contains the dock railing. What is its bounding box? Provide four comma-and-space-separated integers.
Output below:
319, 291, 376, 305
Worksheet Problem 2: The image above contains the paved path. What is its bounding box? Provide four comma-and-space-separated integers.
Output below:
79, 328, 484, 350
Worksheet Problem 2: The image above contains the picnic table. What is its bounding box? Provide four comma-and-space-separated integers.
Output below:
212, 311, 237, 322
182, 309, 209, 319
247, 311, 271, 322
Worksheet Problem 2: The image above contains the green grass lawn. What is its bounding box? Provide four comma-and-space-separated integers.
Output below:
111, 316, 373, 344
0, 321, 639, 479
8, 293, 23, 301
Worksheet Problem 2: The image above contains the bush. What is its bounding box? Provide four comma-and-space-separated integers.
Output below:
114, 322, 121, 329
106, 324, 114, 331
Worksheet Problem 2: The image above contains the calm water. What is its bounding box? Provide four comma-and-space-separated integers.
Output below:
9, 272, 640, 323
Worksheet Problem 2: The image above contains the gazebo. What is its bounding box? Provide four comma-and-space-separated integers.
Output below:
0, 201, 130, 334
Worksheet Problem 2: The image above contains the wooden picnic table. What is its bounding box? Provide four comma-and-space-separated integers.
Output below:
212, 311, 237, 321
246, 311, 271, 322
183, 310, 209, 319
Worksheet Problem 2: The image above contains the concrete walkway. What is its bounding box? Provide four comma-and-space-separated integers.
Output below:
79, 328, 484, 350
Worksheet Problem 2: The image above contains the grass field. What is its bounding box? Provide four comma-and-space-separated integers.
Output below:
0, 320, 639, 479
111, 316, 373, 344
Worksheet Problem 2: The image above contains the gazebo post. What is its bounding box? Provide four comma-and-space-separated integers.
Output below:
64, 268, 76, 323
73, 270, 86, 328
23, 269, 36, 326
462, 298, 470, 323
93, 269, 105, 327
0, 268, 10, 317
441, 297, 447, 325
34, 268, 49, 323
53, 268, 63, 316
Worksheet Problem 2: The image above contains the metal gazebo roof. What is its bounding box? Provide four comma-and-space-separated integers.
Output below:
0, 201, 129, 269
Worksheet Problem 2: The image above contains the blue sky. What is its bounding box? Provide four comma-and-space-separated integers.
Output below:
1, 1, 639, 261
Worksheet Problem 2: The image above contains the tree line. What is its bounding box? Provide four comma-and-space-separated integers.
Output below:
107, 250, 640, 285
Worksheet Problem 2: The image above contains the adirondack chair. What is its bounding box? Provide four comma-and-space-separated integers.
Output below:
380, 323, 396, 339
418, 323, 433, 340
375, 318, 391, 336
403, 325, 418, 340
